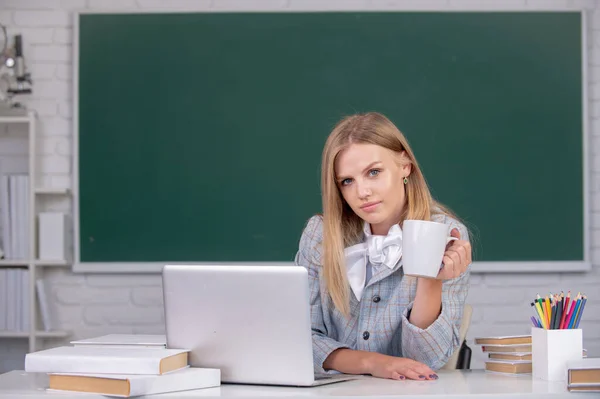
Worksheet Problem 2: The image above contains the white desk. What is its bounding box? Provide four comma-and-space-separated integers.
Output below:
0, 370, 580, 399
0, 370, 585, 399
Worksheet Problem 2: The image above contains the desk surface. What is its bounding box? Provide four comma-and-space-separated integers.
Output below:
0, 370, 582, 399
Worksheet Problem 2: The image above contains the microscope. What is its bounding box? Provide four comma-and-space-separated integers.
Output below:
0, 23, 33, 116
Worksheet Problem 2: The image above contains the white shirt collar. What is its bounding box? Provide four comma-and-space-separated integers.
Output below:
343, 222, 403, 301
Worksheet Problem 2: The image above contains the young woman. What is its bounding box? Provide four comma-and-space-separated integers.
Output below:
294, 112, 472, 381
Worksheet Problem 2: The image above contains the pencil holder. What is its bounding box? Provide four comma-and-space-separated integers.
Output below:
531, 327, 582, 381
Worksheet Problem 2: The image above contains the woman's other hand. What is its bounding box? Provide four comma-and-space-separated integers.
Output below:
437, 228, 471, 280
366, 353, 438, 380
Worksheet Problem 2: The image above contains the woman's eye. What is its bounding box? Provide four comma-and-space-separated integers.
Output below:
369, 169, 380, 177
341, 178, 352, 186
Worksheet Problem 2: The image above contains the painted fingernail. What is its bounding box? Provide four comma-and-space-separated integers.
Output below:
430, 374, 438, 379
399, 375, 405, 380
419, 375, 425, 379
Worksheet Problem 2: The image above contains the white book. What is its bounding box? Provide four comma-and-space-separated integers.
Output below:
36, 278, 53, 331
25, 346, 189, 375
568, 358, 600, 370
480, 343, 532, 353
567, 385, 600, 393
5, 268, 17, 330
13, 175, 25, 259
14, 176, 22, 258
48, 367, 220, 398
485, 359, 532, 374
567, 358, 600, 387
14, 267, 21, 331
476, 335, 532, 338
21, 175, 29, 259
488, 352, 531, 357
20, 269, 29, 332
485, 359, 532, 364
70, 334, 166, 348
474, 335, 531, 345
0, 175, 10, 258
0, 160, 28, 258
9, 176, 17, 258
484, 370, 532, 377
38, 212, 68, 261
0, 269, 6, 330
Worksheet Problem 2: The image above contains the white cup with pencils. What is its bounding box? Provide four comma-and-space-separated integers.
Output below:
530, 291, 587, 381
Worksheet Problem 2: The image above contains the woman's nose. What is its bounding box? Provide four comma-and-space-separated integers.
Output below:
357, 181, 372, 199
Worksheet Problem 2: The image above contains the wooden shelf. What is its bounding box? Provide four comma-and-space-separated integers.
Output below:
35, 187, 70, 195
0, 330, 70, 338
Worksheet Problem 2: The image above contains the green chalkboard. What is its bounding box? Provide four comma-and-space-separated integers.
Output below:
77, 11, 584, 264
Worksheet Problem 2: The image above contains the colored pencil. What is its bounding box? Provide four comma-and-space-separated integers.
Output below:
536, 294, 544, 323
565, 293, 580, 329
563, 293, 578, 329
532, 301, 547, 329
530, 291, 588, 329
544, 295, 551, 328
555, 292, 563, 330
559, 291, 571, 329
574, 296, 587, 329
568, 294, 582, 329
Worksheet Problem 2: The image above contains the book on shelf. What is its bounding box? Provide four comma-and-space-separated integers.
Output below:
484, 360, 532, 374
25, 346, 188, 375
488, 352, 532, 361
70, 334, 166, 349
489, 349, 584, 360
48, 367, 220, 398
0, 268, 30, 332
474, 335, 532, 346
36, 278, 54, 331
0, 174, 30, 260
481, 344, 532, 353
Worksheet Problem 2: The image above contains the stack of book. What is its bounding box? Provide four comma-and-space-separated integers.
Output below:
567, 358, 600, 392
474, 335, 532, 375
24, 334, 220, 397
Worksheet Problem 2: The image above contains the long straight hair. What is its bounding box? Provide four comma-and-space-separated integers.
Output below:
321, 112, 455, 317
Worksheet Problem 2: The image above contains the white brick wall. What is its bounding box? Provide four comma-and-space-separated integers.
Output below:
1, 0, 600, 373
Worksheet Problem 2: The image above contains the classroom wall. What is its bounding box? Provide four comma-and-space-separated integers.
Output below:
1, 0, 600, 373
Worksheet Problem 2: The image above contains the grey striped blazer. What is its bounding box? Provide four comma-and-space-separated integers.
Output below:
294, 214, 471, 373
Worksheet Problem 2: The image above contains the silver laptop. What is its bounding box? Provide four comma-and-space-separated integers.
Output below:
162, 264, 356, 387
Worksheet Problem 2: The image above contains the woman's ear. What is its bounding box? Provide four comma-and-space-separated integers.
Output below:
400, 151, 412, 177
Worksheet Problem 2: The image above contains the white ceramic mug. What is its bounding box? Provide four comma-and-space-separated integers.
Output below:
402, 220, 457, 278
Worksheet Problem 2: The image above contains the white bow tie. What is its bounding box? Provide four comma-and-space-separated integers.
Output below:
344, 223, 403, 301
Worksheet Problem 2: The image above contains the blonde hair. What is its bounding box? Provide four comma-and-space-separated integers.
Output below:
321, 112, 455, 317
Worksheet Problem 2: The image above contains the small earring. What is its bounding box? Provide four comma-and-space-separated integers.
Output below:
403, 177, 408, 185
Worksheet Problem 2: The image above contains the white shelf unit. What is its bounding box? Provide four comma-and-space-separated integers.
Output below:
0, 111, 71, 352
